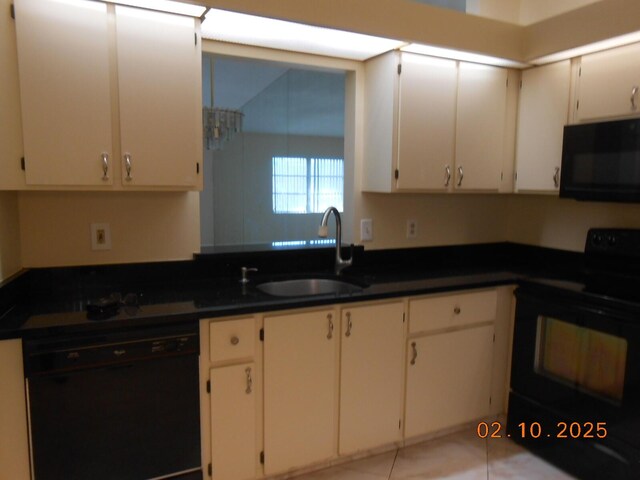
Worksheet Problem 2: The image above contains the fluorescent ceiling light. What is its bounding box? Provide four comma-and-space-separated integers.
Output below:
530, 31, 640, 65
107, 0, 206, 17
201, 9, 406, 61
402, 43, 530, 69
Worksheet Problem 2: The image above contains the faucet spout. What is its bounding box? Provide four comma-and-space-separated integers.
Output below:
319, 206, 352, 275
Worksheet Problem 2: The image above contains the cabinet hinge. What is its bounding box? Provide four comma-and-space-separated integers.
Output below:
10, 3, 15, 19
196, 162, 200, 174
576, 100, 580, 110
506, 77, 508, 88
394, 169, 399, 180
493, 333, 496, 343
397, 64, 402, 75
399, 419, 402, 430
259, 328, 264, 341
195, 32, 198, 46
260, 451, 265, 464
402, 312, 405, 323
514, 171, 518, 181
20, 157, 25, 171
500, 171, 504, 181
208, 463, 212, 477
579, 67, 582, 77
206, 380, 211, 393
519, 79, 522, 89
489, 396, 492, 405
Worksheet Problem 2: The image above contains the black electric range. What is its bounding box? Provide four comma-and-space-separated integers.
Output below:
509, 229, 640, 480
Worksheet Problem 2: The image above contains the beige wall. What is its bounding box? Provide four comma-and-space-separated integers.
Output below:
19, 192, 200, 268
0, 193, 21, 281
507, 195, 640, 251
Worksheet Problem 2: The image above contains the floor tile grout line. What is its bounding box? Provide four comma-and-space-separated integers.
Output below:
387, 447, 400, 480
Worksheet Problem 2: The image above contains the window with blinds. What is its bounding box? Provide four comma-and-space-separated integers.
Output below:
272, 157, 344, 214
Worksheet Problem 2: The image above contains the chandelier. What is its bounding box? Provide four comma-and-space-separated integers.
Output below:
203, 107, 244, 150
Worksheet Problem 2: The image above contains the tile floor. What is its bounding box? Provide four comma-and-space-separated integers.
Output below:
291, 429, 577, 479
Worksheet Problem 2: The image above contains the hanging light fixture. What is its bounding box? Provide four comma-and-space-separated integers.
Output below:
203, 107, 244, 150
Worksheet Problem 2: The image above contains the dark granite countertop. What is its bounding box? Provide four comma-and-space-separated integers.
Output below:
0, 242, 595, 340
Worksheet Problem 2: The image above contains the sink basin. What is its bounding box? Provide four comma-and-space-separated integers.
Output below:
256, 278, 364, 297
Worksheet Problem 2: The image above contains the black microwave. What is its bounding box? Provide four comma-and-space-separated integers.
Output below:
560, 118, 640, 203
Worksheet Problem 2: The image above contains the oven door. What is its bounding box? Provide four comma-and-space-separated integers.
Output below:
509, 286, 640, 478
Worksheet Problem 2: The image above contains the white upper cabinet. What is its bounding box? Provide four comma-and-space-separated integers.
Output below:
396, 54, 457, 191
15, 0, 113, 186
515, 61, 571, 193
115, 6, 201, 188
363, 52, 511, 193
13, 0, 202, 190
576, 42, 640, 122
454, 63, 508, 191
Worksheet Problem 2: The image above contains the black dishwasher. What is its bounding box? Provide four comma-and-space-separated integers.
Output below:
24, 322, 202, 480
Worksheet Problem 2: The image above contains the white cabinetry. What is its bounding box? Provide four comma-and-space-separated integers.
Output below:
201, 317, 259, 480
363, 51, 512, 193
404, 290, 497, 438
515, 61, 571, 192
576, 42, 640, 122
455, 63, 508, 191
339, 301, 405, 455
263, 308, 339, 475
0, 339, 30, 480
13, 0, 202, 189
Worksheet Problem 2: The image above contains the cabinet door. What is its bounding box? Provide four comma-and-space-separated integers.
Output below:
264, 309, 338, 475
396, 54, 457, 191
15, 0, 113, 186
455, 63, 507, 191
209, 363, 256, 480
0, 340, 30, 480
578, 43, 640, 122
116, 6, 201, 187
339, 302, 405, 455
405, 325, 494, 438
515, 61, 571, 192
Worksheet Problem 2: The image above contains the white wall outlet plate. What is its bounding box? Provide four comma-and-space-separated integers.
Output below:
360, 218, 373, 242
406, 219, 417, 239
91, 223, 112, 251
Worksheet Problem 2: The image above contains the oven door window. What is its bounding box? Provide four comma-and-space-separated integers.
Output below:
536, 316, 627, 404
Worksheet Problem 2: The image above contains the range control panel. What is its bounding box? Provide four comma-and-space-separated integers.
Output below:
585, 228, 640, 258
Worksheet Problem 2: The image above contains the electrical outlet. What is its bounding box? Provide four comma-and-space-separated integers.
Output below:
91, 223, 112, 251
360, 218, 373, 242
406, 219, 417, 239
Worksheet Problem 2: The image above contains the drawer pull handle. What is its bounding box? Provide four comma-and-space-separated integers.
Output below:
410, 342, 418, 366
327, 313, 334, 339
245, 367, 252, 394
345, 312, 352, 337
454, 306, 461, 315
230, 336, 240, 346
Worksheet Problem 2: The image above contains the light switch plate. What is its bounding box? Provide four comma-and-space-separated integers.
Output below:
360, 218, 373, 242
91, 223, 112, 250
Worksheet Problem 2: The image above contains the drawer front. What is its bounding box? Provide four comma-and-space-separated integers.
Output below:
209, 318, 256, 363
409, 289, 497, 334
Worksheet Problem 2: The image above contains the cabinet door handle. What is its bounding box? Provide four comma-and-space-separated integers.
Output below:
245, 367, 252, 394
444, 165, 451, 187
410, 342, 418, 365
230, 335, 239, 346
553, 167, 560, 188
632, 86, 639, 110
101, 153, 109, 181
345, 312, 352, 337
327, 313, 334, 339
124, 153, 132, 181
454, 306, 461, 315
457, 166, 464, 187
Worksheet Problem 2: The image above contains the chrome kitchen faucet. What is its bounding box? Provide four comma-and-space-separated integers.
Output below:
318, 206, 352, 275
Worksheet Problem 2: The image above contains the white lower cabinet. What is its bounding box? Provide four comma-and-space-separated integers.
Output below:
209, 363, 256, 480
201, 317, 260, 480
263, 308, 339, 475
339, 302, 405, 455
405, 325, 495, 437
0, 339, 30, 480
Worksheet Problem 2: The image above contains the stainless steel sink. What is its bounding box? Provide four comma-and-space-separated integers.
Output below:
256, 278, 364, 297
